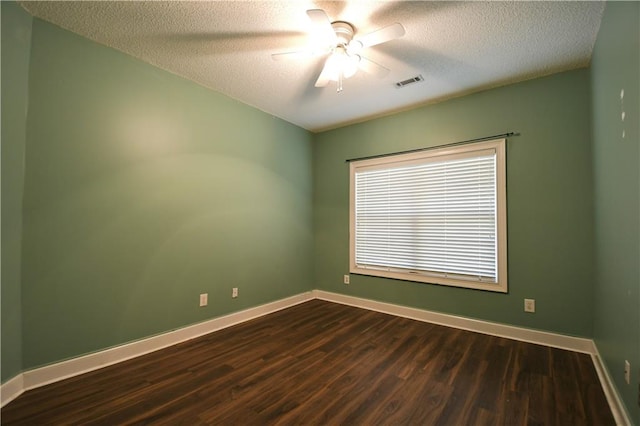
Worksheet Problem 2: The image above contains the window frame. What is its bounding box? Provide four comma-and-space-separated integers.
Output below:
349, 138, 508, 293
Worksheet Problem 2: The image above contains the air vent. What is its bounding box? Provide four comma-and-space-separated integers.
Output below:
395, 75, 424, 88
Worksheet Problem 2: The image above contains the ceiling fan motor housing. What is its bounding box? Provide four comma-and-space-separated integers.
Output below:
331, 21, 355, 46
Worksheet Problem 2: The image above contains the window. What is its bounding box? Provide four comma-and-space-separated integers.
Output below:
349, 139, 507, 292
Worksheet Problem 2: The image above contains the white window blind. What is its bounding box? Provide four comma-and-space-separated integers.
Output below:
349, 139, 507, 292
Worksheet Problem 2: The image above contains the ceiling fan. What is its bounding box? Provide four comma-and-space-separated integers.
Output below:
272, 9, 405, 92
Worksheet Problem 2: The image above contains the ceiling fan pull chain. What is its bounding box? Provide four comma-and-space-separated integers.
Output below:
337, 71, 344, 93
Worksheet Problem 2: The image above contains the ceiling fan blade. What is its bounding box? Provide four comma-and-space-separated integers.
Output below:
315, 57, 333, 87
271, 47, 331, 61
357, 56, 390, 79
307, 9, 337, 45
355, 23, 405, 50
271, 50, 308, 61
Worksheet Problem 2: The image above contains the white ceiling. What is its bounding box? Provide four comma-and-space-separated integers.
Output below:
20, 1, 605, 132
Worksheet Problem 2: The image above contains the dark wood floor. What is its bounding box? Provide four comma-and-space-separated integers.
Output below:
2, 300, 614, 425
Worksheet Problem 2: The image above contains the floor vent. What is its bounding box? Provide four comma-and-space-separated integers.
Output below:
395, 75, 424, 88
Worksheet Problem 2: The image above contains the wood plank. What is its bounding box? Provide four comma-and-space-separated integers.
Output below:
1, 300, 615, 425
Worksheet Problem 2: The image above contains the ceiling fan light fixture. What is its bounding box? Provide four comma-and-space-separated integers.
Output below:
347, 54, 361, 77
347, 40, 363, 55
274, 9, 405, 92
325, 47, 359, 81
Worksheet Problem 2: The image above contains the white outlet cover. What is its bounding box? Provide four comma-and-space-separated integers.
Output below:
524, 298, 535, 313
199, 293, 208, 307
344, 275, 350, 285
624, 360, 631, 384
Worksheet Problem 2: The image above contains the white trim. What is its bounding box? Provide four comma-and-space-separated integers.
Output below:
0, 289, 629, 424
0, 374, 24, 408
1, 291, 313, 407
22, 292, 313, 391
313, 290, 593, 353
590, 341, 632, 426
313, 290, 633, 422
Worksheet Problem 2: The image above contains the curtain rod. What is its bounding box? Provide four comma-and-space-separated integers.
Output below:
344, 132, 518, 163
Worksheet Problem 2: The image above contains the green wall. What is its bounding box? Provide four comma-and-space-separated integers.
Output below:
591, 2, 640, 423
3, 4, 637, 420
314, 69, 595, 337
20, 19, 313, 370
1, 1, 32, 382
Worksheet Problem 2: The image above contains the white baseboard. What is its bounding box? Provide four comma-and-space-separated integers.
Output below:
0, 289, 629, 424
1, 291, 314, 408
0, 374, 24, 408
21, 291, 314, 392
313, 290, 594, 353
313, 290, 630, 424
590, 342, 632, 426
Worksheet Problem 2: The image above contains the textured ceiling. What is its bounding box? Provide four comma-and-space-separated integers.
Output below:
20, 1, 605, 132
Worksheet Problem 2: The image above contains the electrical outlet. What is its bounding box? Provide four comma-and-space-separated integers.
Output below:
232, 287, 238, 298
344, 274, 350, 285
624, 360, 630, 384
524, 298, 535, 313
199, 293, 208, 307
